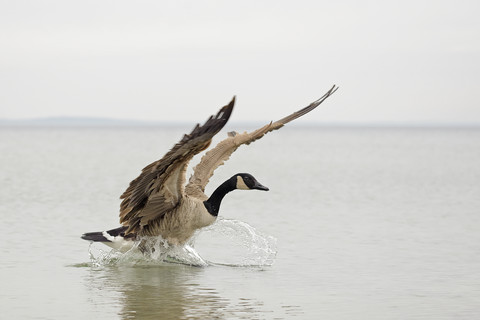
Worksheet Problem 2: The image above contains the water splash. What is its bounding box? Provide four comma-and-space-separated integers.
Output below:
194, 218, 278, 267
88, 237, 208, 267
87, 218, 277, 268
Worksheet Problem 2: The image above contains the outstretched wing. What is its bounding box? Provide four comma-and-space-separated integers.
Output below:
119, 97, 235, 235
185, 85, 338, 197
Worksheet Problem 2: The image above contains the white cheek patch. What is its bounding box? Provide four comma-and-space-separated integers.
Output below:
236, 176, 250, 190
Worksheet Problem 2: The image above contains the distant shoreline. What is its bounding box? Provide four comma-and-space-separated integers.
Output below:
0, 117, 479, 129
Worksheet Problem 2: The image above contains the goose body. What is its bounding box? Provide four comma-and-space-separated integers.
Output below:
137, 194, 214, 245
81, 85, 337, 251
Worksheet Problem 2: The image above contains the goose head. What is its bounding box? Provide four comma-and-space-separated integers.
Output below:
204, 173, 269, 217
233, 173, 269, 191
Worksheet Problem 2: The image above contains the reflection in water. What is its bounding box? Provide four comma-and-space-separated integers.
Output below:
84, 265, 271, 320
82, 219, 280, 319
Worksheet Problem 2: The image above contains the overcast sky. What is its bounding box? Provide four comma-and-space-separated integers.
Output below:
1, 0, 479, 125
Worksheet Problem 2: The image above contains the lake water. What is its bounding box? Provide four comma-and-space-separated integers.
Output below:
1, 125, 479, 319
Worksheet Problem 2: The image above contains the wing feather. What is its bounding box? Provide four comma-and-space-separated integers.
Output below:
185, 85, 338, 196
119, 97, 235, 235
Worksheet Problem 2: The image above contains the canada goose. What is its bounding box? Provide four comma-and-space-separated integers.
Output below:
81, 85, 338, 252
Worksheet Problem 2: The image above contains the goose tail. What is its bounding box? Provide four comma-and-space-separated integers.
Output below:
81, 226, 134, 252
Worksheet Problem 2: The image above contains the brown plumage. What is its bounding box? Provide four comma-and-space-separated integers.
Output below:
119, 97, 236, 236
82, 85, 338, 248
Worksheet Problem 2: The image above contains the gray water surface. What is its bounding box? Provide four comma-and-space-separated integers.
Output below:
1, 126, 479, 319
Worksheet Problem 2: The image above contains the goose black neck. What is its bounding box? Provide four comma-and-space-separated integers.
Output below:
204, 178, 236, 216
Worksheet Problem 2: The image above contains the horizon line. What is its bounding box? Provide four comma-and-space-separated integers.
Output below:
0, 116, 479, 129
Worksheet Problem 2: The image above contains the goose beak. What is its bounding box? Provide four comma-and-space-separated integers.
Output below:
253, 182, 269, 191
